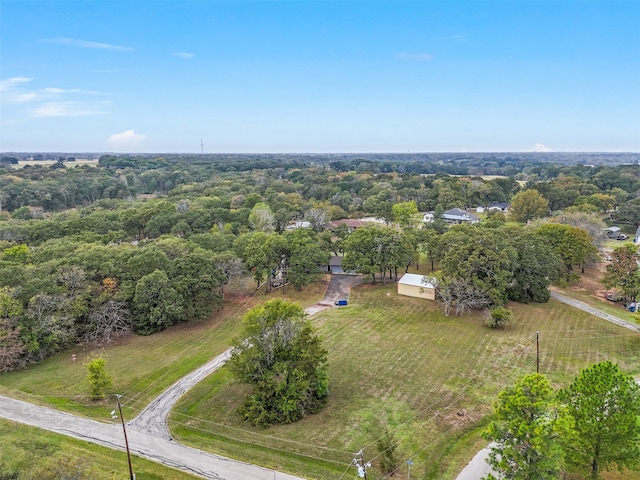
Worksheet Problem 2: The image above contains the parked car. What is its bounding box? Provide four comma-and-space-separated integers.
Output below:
616, 234, 629, 240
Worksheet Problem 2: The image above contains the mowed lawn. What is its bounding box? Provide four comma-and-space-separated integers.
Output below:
171, 282, 640, 480
0, 418, 200, 479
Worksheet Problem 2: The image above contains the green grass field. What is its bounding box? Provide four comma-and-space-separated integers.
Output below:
0, 418, 199, 479
169, 283, 640, 480
1, 275, 639, 480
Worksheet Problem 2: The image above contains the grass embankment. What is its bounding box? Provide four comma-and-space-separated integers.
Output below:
171, 283, 640, 480
0, 418, 199, 479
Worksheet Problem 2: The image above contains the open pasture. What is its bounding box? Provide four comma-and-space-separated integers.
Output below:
170, 283, 640, 479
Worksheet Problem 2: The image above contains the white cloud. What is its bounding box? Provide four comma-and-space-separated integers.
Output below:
437, 34, 467, 41
532, 143, 553, 152
0, 77, 32, 92
32, 101, 110, 117
107, 130, 147, 150
46, 37, 133, 52
172, 52, 194, 59
1, 76, 108, 120
395, 52, 435, 62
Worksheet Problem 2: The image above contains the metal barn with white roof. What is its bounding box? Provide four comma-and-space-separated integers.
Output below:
397, 273, 437, 300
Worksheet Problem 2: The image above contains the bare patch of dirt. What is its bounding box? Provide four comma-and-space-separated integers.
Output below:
565, 263, 609, 301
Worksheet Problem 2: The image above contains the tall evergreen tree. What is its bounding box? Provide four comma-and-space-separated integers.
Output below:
558, 361, 640, 479
482, 373, 564, 480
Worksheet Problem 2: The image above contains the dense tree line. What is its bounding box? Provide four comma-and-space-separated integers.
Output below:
2, 155, 640, 224
0, 154, 633, 370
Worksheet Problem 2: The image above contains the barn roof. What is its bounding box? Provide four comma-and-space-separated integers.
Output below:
398, 273, 436, 289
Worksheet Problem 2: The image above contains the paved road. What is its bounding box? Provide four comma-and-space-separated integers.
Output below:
129, 349, 232, 440
0, 395, 301, 480
550, 291, 640, 332
0, 274, 361, 479
455, 292, 640, 480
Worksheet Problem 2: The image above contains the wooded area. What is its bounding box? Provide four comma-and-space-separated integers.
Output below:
1, 153, 639, 370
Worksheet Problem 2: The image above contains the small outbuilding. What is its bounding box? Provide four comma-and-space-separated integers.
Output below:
397, 273, 437, 300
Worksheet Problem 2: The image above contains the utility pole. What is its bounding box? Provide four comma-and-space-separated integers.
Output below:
113, 395, 134, 480
352, 450, 371, 479
536, 330, 540, 374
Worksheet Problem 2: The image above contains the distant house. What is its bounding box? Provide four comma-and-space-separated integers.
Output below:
397, 273, 437, 300
488, 202, 510, 212
423, 208, 479, 225
327, 256, 344, 274
285, 221, 312, 230
442, 208, 480, 224
423, 212, 435, 223
327, 218, 367, 232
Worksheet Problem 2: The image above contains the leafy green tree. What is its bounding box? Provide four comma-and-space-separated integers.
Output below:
558, 361, 640, 479
237, 231, 281, 289
364, 190, 396, 225
283, 229, 330, 290
509, 189, 549, 223
248, 202, 275, 232
439, 226, 517, 305
1, 244, 30, 264
170, 249, 225, 321
507, 227, 560, 303
537, 223, 598, 277
432, 204, 447, 233
0, 287, 26, 371
614, 198, 640, 228
553, 211, 607, 248
132, 269, 184, 334
482, 373, 564, 480
22, 293, 75, 361
392, 200, 420, 230
341, 227, 379, 281
420, 227, 441, 271
342, 226, 404, 284
0, 286, 22, 318
228, 299, 329, 426
602, 244, 640, 301
85, 354, 113, 400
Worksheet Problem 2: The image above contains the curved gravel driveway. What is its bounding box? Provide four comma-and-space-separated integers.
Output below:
0, 274, 361, 479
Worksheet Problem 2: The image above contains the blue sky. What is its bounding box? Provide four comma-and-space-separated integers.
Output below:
1, 0, 639, 153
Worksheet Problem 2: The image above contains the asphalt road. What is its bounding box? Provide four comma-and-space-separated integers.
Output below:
0, 395, 301, 480
550, 291, 640, 332
0, 274, 362, 479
